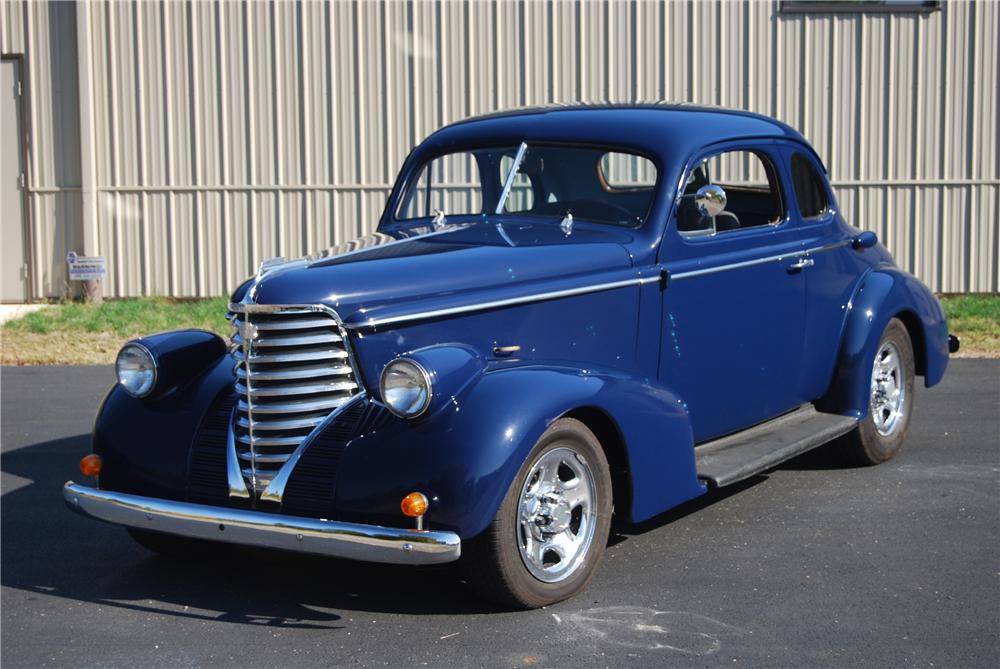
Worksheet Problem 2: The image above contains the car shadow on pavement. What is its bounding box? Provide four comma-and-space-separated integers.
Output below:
612, 439, 861, 539
3, 432, 829, 621
614, 475, 766, 538
1, 434, 498, 622
775, 434, 857, 471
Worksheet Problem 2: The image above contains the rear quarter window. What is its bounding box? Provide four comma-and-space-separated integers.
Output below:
599, 152, 657, 190
790, 153, 830, 218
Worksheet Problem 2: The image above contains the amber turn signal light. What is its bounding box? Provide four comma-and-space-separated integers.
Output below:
79, 454, 102, 477
400, 491, 428, 517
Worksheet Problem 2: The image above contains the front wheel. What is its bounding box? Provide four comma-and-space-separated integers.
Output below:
842, 318, 915, 465
462, 418, 613, 609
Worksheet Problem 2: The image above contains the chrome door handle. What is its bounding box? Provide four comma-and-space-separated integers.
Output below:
787, 257, 814, 273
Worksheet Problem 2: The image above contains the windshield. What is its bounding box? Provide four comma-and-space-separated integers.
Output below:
395, 144, 658, 227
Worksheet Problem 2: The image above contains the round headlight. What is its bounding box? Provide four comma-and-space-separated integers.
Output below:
116, 343, 157, 398
380, 358, 432, 418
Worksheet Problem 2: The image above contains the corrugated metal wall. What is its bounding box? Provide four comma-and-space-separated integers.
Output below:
2, 0, 997, 298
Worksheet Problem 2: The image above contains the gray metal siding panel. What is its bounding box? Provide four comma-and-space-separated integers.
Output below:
9, 0, 999, 298
6, 0, 83, 298
0, 0, 24, 56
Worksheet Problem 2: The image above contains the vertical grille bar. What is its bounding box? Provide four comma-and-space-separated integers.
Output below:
229, 305, 361, 496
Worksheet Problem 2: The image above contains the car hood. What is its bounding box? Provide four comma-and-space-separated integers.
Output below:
247, 220, 636, 327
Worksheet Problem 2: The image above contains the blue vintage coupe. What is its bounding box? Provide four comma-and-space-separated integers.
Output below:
64, 104, 957, 608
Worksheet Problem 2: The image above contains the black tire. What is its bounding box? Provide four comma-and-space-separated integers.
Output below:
462, 418, 613, 609
127, 528, 230, 559
842, 318, 915, 466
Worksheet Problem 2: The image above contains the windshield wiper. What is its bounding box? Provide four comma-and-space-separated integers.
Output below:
495, 141, 529, 214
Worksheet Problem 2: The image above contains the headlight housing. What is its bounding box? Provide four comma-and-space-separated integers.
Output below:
115, 343, 157, 398
380, 358, 432, 418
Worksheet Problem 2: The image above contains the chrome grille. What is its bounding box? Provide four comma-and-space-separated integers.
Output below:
229, 306, 360, 494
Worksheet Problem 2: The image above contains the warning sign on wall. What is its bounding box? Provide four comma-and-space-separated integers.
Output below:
66, 252, 107, 281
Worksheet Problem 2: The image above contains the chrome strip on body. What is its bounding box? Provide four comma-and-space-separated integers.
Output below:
244, 226, 473, 303
226, 408, 251, 498
348, 276, 650, 329
63, 481, 461, 565
670, 240, 852, 280
258, 392, 367, 504
342, 238, 855, 329
304, 224, 472, 268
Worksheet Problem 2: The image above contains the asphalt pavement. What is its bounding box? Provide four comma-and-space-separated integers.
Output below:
1, 362, 997, 668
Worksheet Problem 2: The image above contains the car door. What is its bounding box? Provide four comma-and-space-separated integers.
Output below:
658, 142, 808, 443
777, 144, 868, 402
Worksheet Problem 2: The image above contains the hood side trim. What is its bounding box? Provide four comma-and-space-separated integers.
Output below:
345, 274, 660, 330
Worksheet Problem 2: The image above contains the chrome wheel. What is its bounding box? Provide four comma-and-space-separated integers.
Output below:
870, 341, 907, 436
517, 446, 598, 583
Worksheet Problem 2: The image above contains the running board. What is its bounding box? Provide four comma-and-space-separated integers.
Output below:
695, 406, 858, 488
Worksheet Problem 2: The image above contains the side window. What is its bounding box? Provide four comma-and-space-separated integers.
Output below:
790, 153, 830, 218
677, 150, 783, 236
397, 152, 483, 220
599, 152, 657, 189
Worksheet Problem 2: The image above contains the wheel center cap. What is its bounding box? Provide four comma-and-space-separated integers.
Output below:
544, 498, 573, 533
524, 486, 573, 536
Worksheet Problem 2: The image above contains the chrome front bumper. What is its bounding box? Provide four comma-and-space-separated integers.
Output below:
62, 481, 461, 565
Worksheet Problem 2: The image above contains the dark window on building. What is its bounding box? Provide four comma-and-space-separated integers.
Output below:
781, 1, 938, 13
790, 153, 829, 219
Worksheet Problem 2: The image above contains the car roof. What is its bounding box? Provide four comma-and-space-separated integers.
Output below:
418, 102, 818, 168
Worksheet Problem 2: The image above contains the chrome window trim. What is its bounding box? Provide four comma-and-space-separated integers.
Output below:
789, 151, 833, 220
674, 147, 789, 239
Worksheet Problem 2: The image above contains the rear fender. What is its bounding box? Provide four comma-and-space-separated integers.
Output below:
818, 268, 949, 418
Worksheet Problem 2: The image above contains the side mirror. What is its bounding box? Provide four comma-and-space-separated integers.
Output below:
852, 231, 878, 250
694, 184, 727, 218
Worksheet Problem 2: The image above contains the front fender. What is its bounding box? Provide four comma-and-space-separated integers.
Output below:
93, 355, 234, 500
819, 267, 949, 418
333, 364, 706, 539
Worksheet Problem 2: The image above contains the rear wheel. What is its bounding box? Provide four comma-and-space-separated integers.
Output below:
462, 418, 613, 609
842, 318, 915, 466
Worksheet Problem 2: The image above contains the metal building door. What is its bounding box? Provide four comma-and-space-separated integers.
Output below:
1, 59, 27, 303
